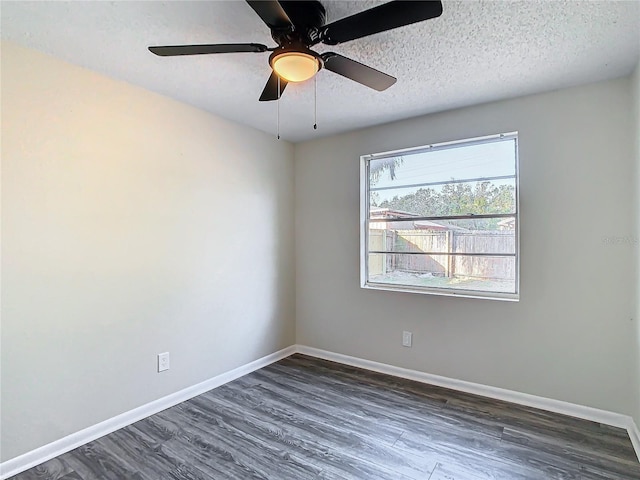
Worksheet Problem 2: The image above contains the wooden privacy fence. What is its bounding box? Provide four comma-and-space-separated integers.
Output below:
369, 230, 515, 280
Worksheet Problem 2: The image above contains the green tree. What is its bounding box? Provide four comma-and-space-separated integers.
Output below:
378, 180, 515, 230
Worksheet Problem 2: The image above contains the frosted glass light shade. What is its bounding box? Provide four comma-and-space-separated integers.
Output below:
272, 52, 319, 82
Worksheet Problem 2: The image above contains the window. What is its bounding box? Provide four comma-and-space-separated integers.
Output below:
360, 133, 519, 301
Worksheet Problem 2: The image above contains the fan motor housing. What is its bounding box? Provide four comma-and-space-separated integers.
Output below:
271, 0, 327, 46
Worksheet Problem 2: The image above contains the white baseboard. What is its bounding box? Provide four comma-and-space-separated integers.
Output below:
295, 345, 640, 462
628, 420, 640, 462
0, 346, 296, 480
3, 343, 639, 478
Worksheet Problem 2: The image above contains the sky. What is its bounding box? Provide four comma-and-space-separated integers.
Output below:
370, 138, 517, 203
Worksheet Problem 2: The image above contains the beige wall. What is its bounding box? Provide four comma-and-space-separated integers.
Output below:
0, 42, 295, 461
295, 77, 638, 419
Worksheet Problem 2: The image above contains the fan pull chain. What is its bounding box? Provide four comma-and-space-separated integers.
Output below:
313, 75, 318, 130
277, 76, 280, 140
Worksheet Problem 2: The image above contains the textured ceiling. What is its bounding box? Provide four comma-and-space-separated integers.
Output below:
2, 1, 639, 142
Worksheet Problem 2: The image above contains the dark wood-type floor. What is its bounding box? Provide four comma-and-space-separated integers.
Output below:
11, 354, 640, 480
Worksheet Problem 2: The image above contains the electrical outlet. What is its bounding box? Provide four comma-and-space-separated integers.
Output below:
158, 352, 170, 372
402, 331, 412, 347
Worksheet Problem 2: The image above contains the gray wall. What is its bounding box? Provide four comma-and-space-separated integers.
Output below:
295, 77, 638, 419
1, 42, 295, 461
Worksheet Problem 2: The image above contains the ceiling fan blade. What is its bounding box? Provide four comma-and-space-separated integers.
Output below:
321, 0, 443, 46
149, 43, 268, 56
259, 71, 288, 101
321, 53, 396, 91
246, 1, 293, 29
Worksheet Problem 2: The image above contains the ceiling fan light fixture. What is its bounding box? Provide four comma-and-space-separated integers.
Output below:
270, 51, 319, 82
150, 0, 444, 101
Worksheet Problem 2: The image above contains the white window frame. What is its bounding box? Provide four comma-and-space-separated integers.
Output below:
360, 132, 520, 301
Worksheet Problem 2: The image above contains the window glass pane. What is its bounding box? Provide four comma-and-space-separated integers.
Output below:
369, 227, 449, 254
369, 139, 516, 190
364, 134, 519, 299
369, 179, 516, 218
369, 218, 516, 254
368, 253, 516, 294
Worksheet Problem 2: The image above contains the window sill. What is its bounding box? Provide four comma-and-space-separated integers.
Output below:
362, 281, 519, 302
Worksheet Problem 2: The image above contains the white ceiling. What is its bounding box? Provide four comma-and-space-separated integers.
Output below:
2, 1, 639, 142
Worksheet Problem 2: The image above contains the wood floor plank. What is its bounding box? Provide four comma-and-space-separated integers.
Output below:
7, 457, 75, 480
231, 371, 409, 443
128, 419, 239, 479
501, 427, 640, 478
599, 422, 635, 439
258, 365, 502, 438
156, 404, 325, 480
444, 395, 638, 462
445, 393, 624, 439
436, 393, 636, 462
56, 473, 83, 480
394, 428, 546, 480
194, 384, 431, 479
579, 461, 640, 480
281, 355, 455, 403
427, 461, 494, 480
92, 428, 214, 480
61, 442, 146, 480
250, 364, 505, 442
9, 354, 639, 480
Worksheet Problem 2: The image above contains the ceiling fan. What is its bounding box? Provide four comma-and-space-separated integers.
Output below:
149, 0, 443, 102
